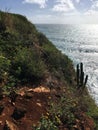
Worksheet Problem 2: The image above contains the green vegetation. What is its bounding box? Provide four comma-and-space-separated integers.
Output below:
33, 86, 98, 129
0, 11, 75, 86
33, 116, 58, 130
0, 11, 98, 129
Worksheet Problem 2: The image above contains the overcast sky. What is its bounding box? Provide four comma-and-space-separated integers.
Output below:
0, 0, 98, 24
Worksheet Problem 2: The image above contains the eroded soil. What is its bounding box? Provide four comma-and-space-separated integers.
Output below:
0, 86, 50, 130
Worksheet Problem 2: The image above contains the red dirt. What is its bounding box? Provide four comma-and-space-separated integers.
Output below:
0, 86, 50, 130
0, 86, 95, 130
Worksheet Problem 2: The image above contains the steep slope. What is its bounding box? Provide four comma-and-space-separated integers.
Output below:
0, 11, 98, 130
0, 11, 75, 86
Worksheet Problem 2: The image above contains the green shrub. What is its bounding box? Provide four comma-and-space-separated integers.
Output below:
11, 48, 46, 83
42, 43, 75, 83
37, 32, 51, 46
0, 55, 11, 83
0, 20, 6, 32
33, 116, 58, 130
48, 93, 76, 128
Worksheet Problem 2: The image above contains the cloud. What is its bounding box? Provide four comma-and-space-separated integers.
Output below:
29, 14, 59, 23
75, 0, 80, 3
23, 0, 98, 24
23, 0, 48, 8
52, 0, 75, 12
84, 1, 98, 15
29, 13, 98, 24
85, 9, 98, 15
92, 1, 98, 9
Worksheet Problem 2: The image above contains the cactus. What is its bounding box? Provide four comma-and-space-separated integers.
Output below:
76, 64, 79, 86
76, 63, 88, 88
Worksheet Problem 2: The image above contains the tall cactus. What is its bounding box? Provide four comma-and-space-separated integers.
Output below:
76, 63, 88, 88
77, 64, 79, 86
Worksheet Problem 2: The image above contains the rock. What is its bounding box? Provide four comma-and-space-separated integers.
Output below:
11, 107, 27, 120
0, 105, 4, 115
24, 92, 33, 99
3, 120, 19, 130
9, 91, 18, 103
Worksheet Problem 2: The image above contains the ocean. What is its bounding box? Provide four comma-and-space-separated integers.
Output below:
35, 24, 98, 104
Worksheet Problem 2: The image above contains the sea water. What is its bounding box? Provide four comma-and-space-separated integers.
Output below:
36, 24, 98, 104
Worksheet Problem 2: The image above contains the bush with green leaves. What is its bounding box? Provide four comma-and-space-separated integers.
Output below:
42, 43, 75, 83
0, 55, 11, 83
48, 90, 77, 128
11, 48, 46, 83
33, 116, 58, 130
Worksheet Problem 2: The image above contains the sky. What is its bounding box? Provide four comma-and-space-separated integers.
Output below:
0, 0, 98, 24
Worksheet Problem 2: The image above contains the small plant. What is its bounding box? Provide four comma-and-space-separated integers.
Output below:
32, 116, 58, 130
76, 63, 88, 88
0, 55, 11, 84
47, 91, 77, 128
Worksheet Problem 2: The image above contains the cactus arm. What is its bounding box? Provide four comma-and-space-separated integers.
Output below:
77, 64, 79, 86
84, 75, 88, 87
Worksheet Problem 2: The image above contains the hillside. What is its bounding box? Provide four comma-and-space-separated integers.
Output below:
0, 11, 98, 130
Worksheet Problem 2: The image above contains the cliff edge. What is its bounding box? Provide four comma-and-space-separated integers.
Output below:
0, 11, 98, 130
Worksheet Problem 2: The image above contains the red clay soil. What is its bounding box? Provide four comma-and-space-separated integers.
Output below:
0, 86, 95, 130
0, 86, 50, 130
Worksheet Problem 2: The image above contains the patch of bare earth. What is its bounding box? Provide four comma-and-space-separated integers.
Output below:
0, 86, 50, 130
0, 86, 95, 130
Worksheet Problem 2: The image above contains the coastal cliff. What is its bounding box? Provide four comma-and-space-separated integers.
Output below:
0, 11, 98, 130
